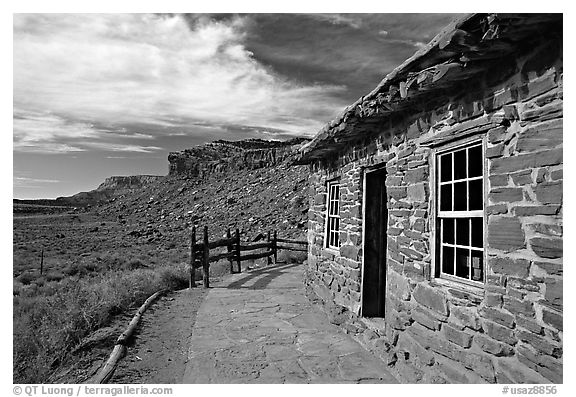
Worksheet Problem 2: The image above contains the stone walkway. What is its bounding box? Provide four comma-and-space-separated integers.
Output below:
182, 262, 398, 383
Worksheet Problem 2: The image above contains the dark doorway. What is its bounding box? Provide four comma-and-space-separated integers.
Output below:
362, 167, 388, 317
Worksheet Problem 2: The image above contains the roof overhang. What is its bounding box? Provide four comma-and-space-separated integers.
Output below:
295, 13, 562, 165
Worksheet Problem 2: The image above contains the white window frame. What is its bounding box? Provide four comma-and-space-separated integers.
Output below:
325, 180, 341, 249
434, 138, 486, 287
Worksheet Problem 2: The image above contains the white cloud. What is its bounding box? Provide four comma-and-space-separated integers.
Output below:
13, 13, 348, 152
14, 176, 61, 188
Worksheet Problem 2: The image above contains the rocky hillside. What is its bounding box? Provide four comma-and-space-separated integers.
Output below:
91, 138, 312, 243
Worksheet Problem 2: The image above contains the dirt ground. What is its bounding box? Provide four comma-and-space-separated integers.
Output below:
110, 287, 208, 383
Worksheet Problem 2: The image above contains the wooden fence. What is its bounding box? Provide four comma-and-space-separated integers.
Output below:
188, 226, 308, 288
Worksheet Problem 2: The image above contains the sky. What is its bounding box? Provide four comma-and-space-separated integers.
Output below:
13, 13, 458, 199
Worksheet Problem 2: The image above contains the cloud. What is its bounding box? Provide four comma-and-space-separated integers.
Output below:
14, 176, 61, 188
13, 13, 349, 154
12, 109, 163, 153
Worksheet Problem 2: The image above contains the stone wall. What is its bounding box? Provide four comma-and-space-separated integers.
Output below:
305, 40, 562, 383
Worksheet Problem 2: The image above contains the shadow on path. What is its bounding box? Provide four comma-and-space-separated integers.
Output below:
223, 263, 301, 290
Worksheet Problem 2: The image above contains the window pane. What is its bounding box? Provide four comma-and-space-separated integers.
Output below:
443, 218, 454, 244
469, 179, 483, 210
454, 148, 467, 180
456, 218, 469, 246
471, 217, 483, 248
456, 248, 470, 279
440, 153, 452, 182
440, 184, 452, 211
454, 182, 467, 211
442, 246, 454, 275
471, 250, 483, 281
468, 144, 482, 178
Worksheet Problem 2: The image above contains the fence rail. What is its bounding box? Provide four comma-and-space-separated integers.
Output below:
188, 226, 308, 289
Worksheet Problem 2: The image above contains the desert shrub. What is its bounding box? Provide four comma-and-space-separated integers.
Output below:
276, 249, 307, 264
45, 272, 65, 282
13, 262, 189, 383
16, 272, 36, 285
158, 263, 189, 290
125, 259, 147, 271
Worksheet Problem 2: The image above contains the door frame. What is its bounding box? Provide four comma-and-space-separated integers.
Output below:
360, 164, 388, 317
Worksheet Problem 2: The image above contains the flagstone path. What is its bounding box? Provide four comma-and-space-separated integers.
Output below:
182, 262, 398, 384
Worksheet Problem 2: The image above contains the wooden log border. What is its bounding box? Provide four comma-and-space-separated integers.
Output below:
88, 289, 168, 384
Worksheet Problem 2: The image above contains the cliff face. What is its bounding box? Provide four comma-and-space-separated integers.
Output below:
96, 175, 162, 191
168, 138, 310, 177
56, 175, 162, 207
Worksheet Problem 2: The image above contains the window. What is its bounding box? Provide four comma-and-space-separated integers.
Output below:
437, 141, 484, 284
326, 180, 340, 249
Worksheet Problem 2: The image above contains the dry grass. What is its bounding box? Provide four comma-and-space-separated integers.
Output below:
13, 257, 189, 383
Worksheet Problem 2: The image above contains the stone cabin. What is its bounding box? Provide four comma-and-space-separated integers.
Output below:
296, 14, 562, 383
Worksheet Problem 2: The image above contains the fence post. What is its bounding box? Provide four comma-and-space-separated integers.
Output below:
267, 231, 272, 265
203, 226, 210, 288
227, 228, 233, 274
273, 230, 278, 264
189, 227, 196, 289
235, 228, 241, 273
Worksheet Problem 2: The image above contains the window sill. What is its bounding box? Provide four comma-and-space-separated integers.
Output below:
324, 247, 340, 255
430, 276, 484, 298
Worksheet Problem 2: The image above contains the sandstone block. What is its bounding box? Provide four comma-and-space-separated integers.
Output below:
542, 308, 562, 331
550, 169, 562, 180
486, 143, 504, 158
487, 204, 508, 215
517, 345, 563, 383
479, 307, 515, 328
544, 278, 563, 307
397, 331, 435, 367
533, 261, 562, 276
489, 187, 523, 203
530, 237, 562, 259
405, 167, 428, 184
388, 187, 407, 200
511, 170, 533, 185
413, 283, 449, 316
489, 174, 509, 187
517, 330, 562, 358
484, 292, 503, 307
413, 218, 426, 232
340, 244, 359, 260
534, 181, 562, 205
516, 119, 563, 153
503, 296, 535, 318
490, 148, 562, 174
386, 175, 403, 187
487, 126, 507, 143
411, 306, 443, 330
513, 205, 560, 216
516, 316, 544, 335
407, 183, 427, 202
489, 256, 530, 277
530, 223, 562, 237
461, 352, 496, 382
313, 193, 326, 205
482, 320, 517, 345
442, 323, 473, 348
474, 334, 514, 356
450, 306, 481, 330
487, 217, 525, 252
388, 270, 411, 301
400, 247, 424, 260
